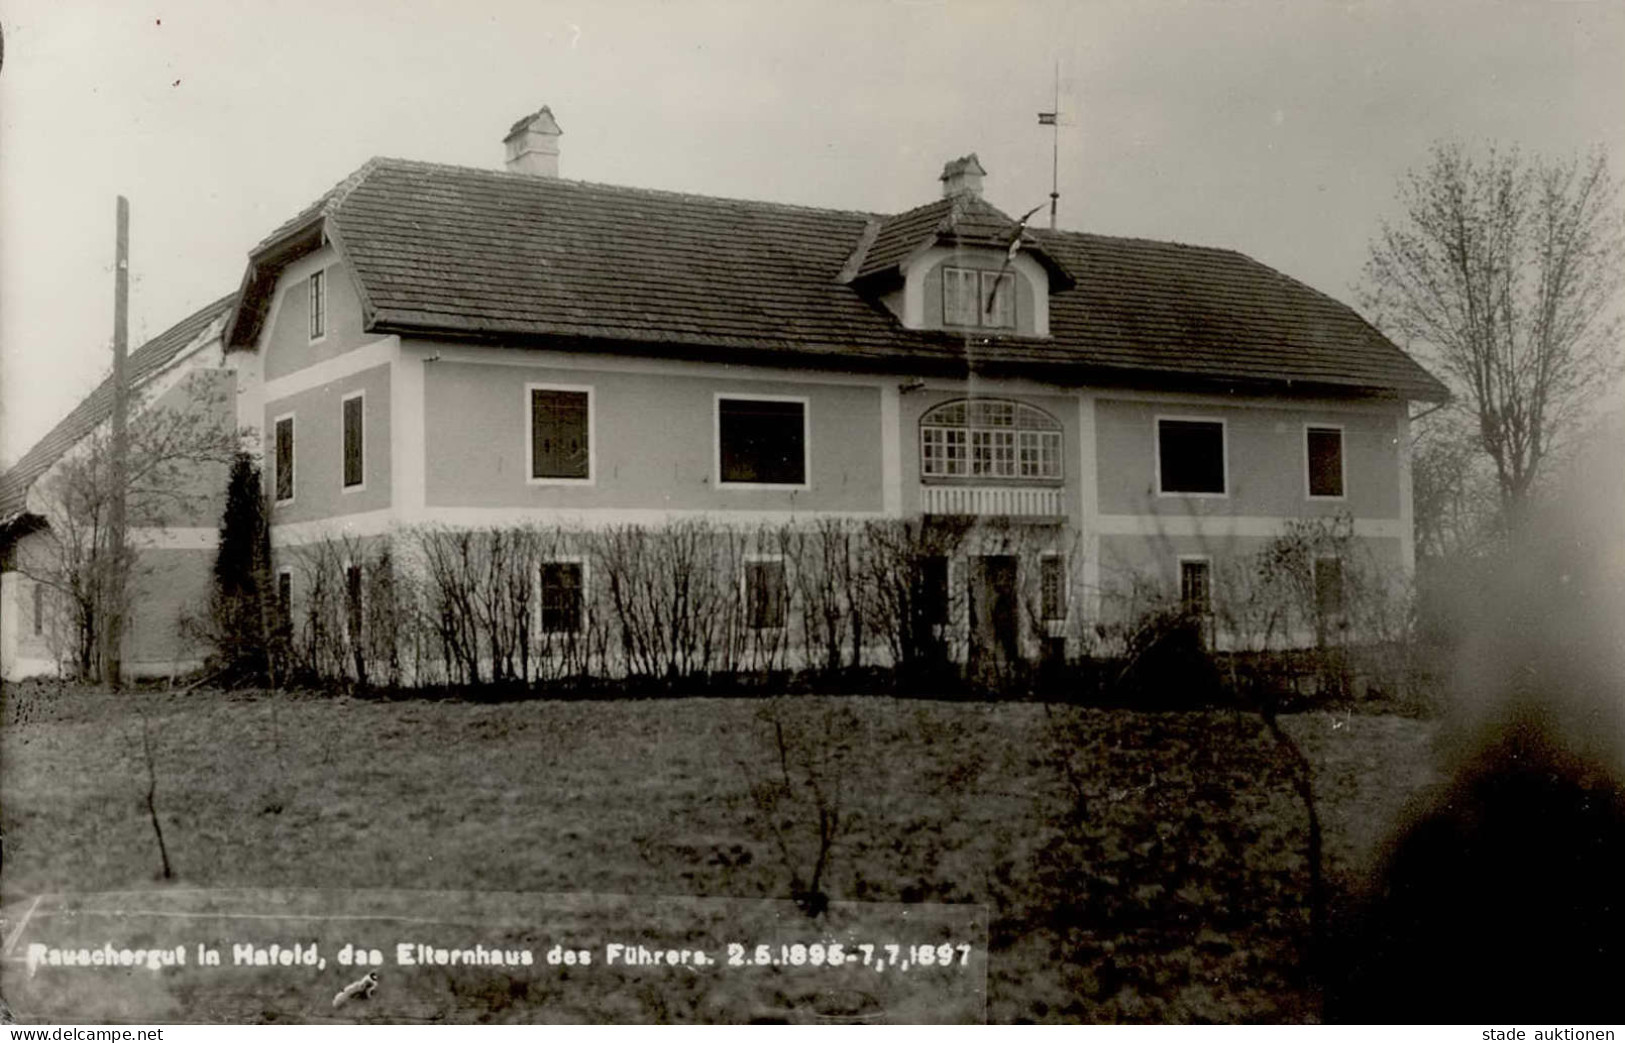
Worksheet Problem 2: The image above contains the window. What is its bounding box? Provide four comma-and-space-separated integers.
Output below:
529, 386, 591, 482
1314, 557, 1345, 619
342, 392, 364, 490
541, 562, 584, 634
32, 583, 43, 635
921, 399, 1062, 480
274, 415, 295, 504
1306, 426, 1345, 498
942, 266, 1015, 329
1180, 558, 1212, 616
718, 396, 807, 486
343, 564, 365, 648
1041, 555, 1067, 621
1158, 418, 1226, 495
308, 270, 326, 341
745, 559, 788, 629
277, 569, 293, 631
914, 555, 950, 626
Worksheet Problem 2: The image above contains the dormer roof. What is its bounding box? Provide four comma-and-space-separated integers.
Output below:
843, 193, 1073, 289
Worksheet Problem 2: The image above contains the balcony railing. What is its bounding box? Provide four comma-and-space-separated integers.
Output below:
919, 484, 1066, 520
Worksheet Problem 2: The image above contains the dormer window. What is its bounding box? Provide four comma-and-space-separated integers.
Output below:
943, 267, 1015, 329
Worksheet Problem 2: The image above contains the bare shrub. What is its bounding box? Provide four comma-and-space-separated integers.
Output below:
734, 697, 861, 916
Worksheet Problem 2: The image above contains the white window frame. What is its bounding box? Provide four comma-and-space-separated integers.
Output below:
308, 269, 327, 344
525, 382, 596, 486
714, 393, 811, 491
1155, 414, 1229, 499
920, 398, 1063, 481
742, 553, 790, 631
341, 390, 366, 493
273, 412, 296, 506
942, 265, 1016, 329
1304, 423, 1347, 501
536, 556, 589, 636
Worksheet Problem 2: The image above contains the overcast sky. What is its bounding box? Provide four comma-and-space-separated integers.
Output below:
1, 0, 1622, 466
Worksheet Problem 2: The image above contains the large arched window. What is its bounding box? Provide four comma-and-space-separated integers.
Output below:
920, 399, 1063, 480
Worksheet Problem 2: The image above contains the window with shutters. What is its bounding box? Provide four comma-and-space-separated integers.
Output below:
1157, 417, 1227, 496
527, 384, 593, 483
942, 266, 1015, 329
541, 561, 584, 634
745, 558, 788, 629
342, 391, 364, 490
717, 395, 808, 487
274, 414, 295, 504
1306, 425, 1345, 499
920, 399, 1062, 480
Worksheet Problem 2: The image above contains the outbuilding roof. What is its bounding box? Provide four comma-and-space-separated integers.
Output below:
224, 157, 1447, 402
0, 294, 235, 523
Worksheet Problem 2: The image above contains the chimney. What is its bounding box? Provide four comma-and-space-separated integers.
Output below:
504, 107, 563, 177
939, 153, 987, 199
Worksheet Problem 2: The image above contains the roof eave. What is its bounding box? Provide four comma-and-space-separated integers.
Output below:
223, 217, 327, 352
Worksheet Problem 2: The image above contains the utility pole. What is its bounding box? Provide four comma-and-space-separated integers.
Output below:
105, 196, 129, 691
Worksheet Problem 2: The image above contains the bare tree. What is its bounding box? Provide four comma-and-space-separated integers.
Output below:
1361, 142, 1625, 529
14, 373, 239, 682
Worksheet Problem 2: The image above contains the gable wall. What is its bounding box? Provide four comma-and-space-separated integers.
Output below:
262, 248, 370, 382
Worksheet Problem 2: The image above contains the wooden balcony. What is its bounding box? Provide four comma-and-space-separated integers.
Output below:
919, 484, 1066, 520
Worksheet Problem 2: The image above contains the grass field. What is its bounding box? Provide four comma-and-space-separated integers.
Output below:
0, 683, 1440, 1023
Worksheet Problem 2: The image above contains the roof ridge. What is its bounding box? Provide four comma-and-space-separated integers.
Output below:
1032, 226, 1251, 257
357, 155, 884, 222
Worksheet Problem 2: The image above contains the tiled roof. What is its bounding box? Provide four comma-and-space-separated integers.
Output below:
229, 158, 1446, 402
0, 294, 236, 521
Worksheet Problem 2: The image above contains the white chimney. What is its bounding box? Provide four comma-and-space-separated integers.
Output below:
939, 153, 987, 199
504, 107, 563, 177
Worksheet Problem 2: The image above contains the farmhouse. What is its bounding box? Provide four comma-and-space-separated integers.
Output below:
0, 107, 1445, 681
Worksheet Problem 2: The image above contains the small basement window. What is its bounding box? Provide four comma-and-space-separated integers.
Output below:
718, 397, 807, 487
541, 561, 584, 634
345, 563, 364, 643
529, 386, 591, 482
1158, 418, 1226, 495
1306, 426, 1345, 498
1041, 555, 1067, 621
746, 558, 788, 629
1314, 557, 1345, 619
1180, 558, 1212, 616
